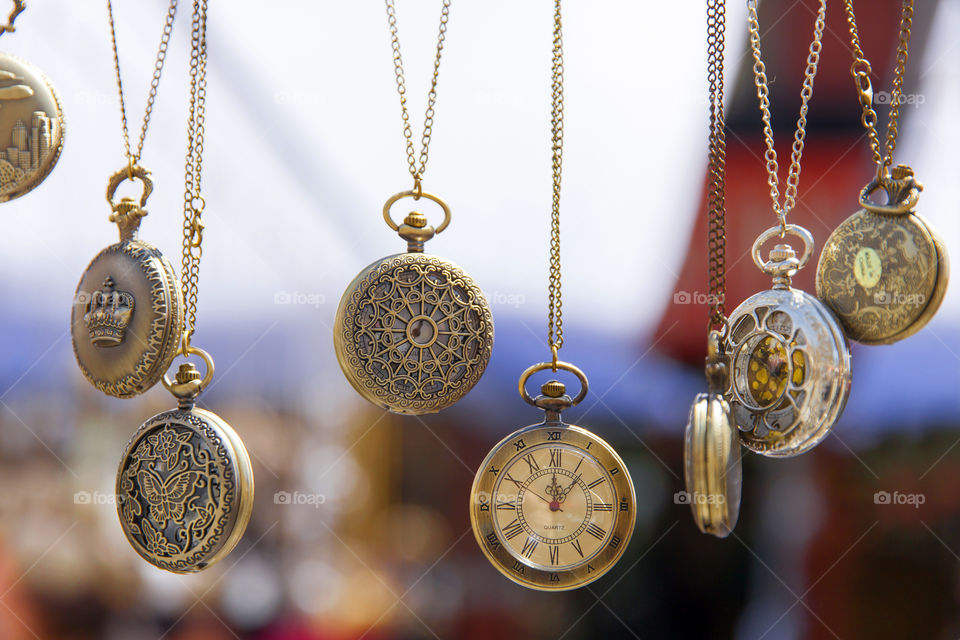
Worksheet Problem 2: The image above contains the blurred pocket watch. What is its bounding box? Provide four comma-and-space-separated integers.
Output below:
0, 1, 64, 203
470, 363, 636, 590
333, 0, 492, 414
816, 0, 947, 344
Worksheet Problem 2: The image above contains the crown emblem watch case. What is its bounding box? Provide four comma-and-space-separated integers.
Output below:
726, 225, 851, 457
334, 191, 493, 414
816, 165, 948, 344
71, 167, 183, 398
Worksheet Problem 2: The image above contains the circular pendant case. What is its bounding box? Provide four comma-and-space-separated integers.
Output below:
816, 166, 948, 345
727, 225, 851, 457
0, 51, 64, 202
71, 167, 183, 398
334, 190, 493, 414
116, 348, 254, 573
683, 333, 741, 537
471, 363, 636, 591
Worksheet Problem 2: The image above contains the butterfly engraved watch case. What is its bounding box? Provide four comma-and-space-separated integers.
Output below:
727, 226, 850, 457
470, 363, 636, 591
0, 0, 64, 202
816, 0, 947, 344
333, 0, 492, 415
116, 347, 253, 573
71, 167, 183, 398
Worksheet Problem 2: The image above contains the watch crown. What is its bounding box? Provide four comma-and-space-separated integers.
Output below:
890, 164, 913, 180
404, 211, 428, 228
541, 379, 566, 398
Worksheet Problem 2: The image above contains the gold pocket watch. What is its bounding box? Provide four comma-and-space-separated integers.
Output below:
0, 0, 64, 202
116, 347, 254, 573
684, 331, 741, 537
471, 363, 636, 591
816, 0, 947, 344
727, 226, 851, 457
334, 192, 493, 414
71, 167, 183, 398
817, 167, 947, 344
334, 0, 493, 415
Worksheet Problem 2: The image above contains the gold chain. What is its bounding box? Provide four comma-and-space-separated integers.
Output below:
180, 0, 207, 350
107, 0, 179, 167
843, 0, 914, 180
385, 0, 451, 192
0, 0, 25, 40
747, 0, 825, 229
547, 0, 564, 361
707, 0, 726, 330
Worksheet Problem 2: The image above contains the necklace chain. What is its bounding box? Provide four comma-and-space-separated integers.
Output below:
107, 0, 179, 165
180, 0, 207, 349
385, 0, 451, 191
547, 0, 564, 357
707, 0, 726, 330
747, 0, 825, 228
844, 0, 914, 180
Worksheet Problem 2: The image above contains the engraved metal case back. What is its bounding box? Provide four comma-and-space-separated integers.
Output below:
0, 52, 63, 202
116, 406, 254, 574
816, 166, 948, 345
727, 226, 851, 457
334, 193, 493, 415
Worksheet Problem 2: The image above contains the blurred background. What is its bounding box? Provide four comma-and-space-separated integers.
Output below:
0, 0, 959, 638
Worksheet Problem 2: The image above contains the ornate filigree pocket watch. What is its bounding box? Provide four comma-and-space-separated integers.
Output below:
334, 194, 493, 414
685, 332, 741, 537
816, 0, 946, 344
0, 0, 64, 202
116, 347, 254, 573
334, 0, 492, 414
71, 167, 183, 398
727, 226, 851, 457
471, 363, 636, 591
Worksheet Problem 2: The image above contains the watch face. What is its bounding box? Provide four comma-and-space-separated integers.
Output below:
334, 252, 493, 415
471, 424, 636, 591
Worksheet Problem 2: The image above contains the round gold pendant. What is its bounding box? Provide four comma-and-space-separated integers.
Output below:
816, 167, 948, 344
116, 405, 253, 573
334, 190, 493, 414
684, 393, 741, 537
0, 52, 64, 202
728, 225, 851, 457
471, 363, 635, 591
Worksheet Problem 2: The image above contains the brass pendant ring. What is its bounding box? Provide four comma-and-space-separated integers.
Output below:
383, 189, 451, 234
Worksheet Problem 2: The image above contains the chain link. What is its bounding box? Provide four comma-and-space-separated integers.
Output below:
843, 0, 914, 180
547, 0, 564, 358
747, 0, 825, 229
180, 0, 207, 350
707, 0, 726, 330
385, 0, 451, 190
107, 0, 178, 167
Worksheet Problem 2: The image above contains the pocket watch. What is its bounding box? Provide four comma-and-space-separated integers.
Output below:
71, 167, 183, 398
817, 168, 948, 345
334, 190, 493, 415
726, 225, 851, 457
684, 331, 741, 537
116, 346, 254, 573
470, 362, 636, 591
0, 1, 64, 203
